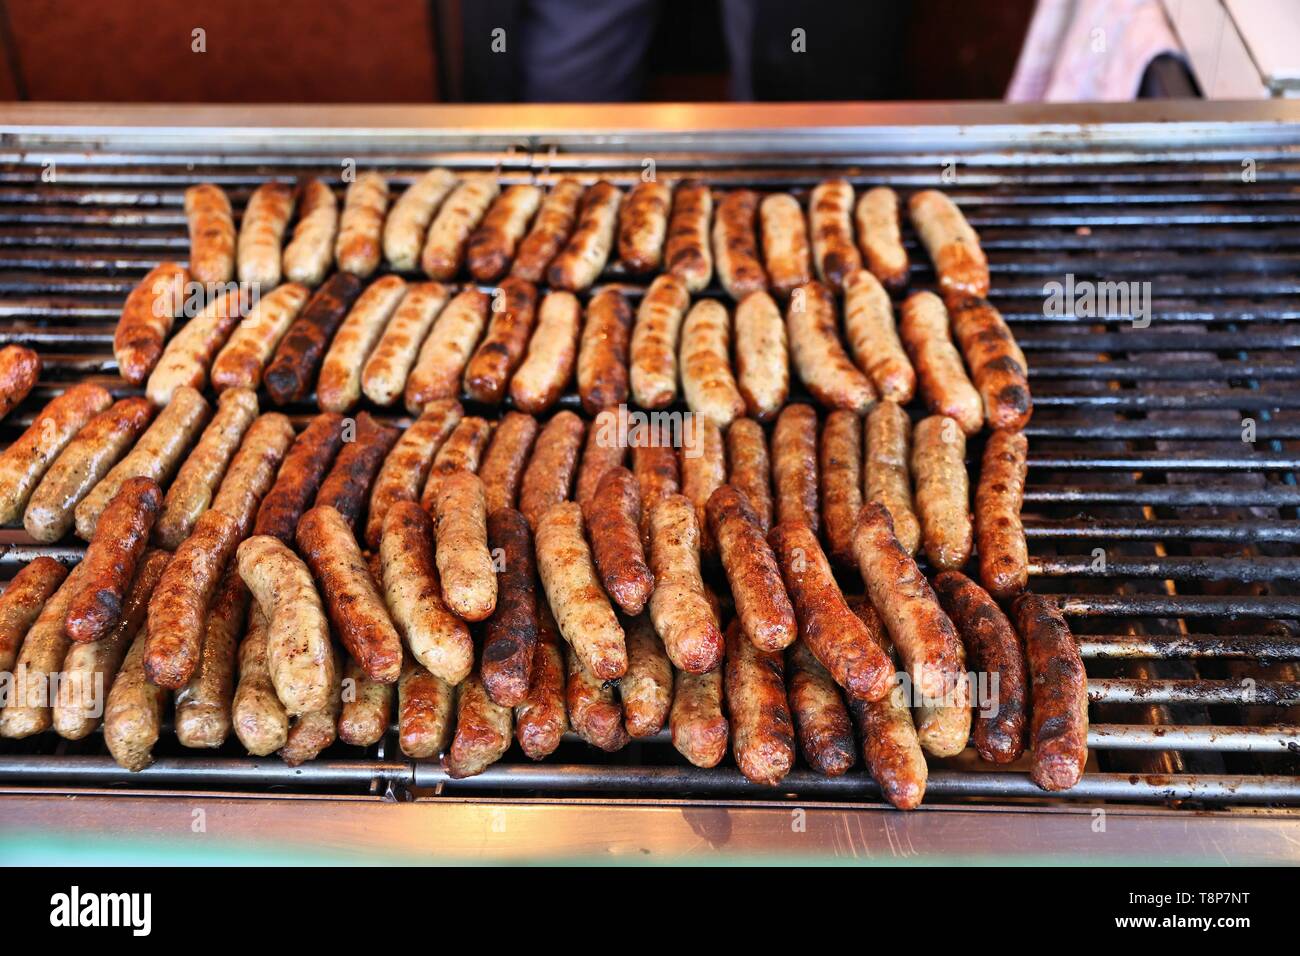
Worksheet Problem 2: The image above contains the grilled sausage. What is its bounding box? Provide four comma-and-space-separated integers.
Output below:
854, 186, 910, 292
143, 507, 241, 689
864, 399, 920, 556
0, 382, 112, 524
282, 178, 338, 287
313, 412, 400, 533
899, 291, 982, 435
0, 562, 86, 738
565, 644, 630, 752
846, 599, 927, 811
633, 438, 679, 552
712, 188, 767, 300
467, 183, 542, 282
664, 179, 713, 291
1014, 593, 1088, 791
421, 176, 500, 280
335, 171, 389, 277
404, 288, 489, 413
575, 407, 626, 511
908, 189, 988, 301
510, 290, 580, 413
535, 501, 627, 679
648, 494, 724, 674
463, 277, 537, 405
771, 402, 819, 531
518, 410, 584, 531
911, 415, 972, 571
365, 398, 462, 549
237, 534, 337, 715
54, 548, 169, 741
670, 666, 728, 768
680, 298, 744, 429
297, 505, 404, 683
433, 471, 496, 622
706, 484, 796, 652
184, 184, 235, 285
65, 476, 161, 643
614, 179, 669, 274
723, 617, 795, 786
384, 167, 457, 272
787, 280, 875, 412
0, 557, 68, 674
338, 657, 395, 747
73, 385, 209, 540
237, 181, 294, 288
679, 416, 726, 555
172, 563, 248, 748
279, 649, 342, 766
360, 282, 450, 407
514, 606, 568, 759
976, 430, 1029, 599
252, 411, 344, 543
913, 665, 972, 758
263, 272, 364, 405
844, 268, 915, 403
231, 601, 289, 756
734, 290, 789, 421
448, 667, 514, 776
576, 288, 633, 416
398, 659, 455, 758
479, 507, 539, 707
113, 263, 189, 384
770, 521, 892, 701
145, 286, 243, 405
547, 180, 622, 291
211, 282, 310, 393
317, 275, 407, 413
817, 409, 862, 565
621, 613, 672, 738
934, 570, 1027, 763
852, 500, 966, 700
629, 273, 690, 409
419, 415, 493, 511
510, 177, 584, 282
380, 500, 473, 685
479, 411, 539, 514
725, 418, 772, 534
24, 397, 154, 544
809, 179, 862, 291
102, 620, 168, 770
585, 466, 653, 616
759, 192, 812, 300
787, 639, 856, 776
213, 411, 296, 538
949, 296, 1032, 432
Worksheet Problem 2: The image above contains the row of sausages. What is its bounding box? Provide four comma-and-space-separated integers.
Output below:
114, 263, 1029, 438
180, 174, 986, 301
0, 388, 1082, 800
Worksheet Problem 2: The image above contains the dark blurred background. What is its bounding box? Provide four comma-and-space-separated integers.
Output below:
0, 0, 1035, 103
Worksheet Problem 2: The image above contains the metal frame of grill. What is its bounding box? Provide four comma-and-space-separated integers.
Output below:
0, 102, 1298, 850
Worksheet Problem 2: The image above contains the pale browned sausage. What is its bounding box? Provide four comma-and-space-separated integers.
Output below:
213, 411, 297, 539
622, 613, 672, 738
398, 659, 455, 758
318, 274, 408, 414
648, 494, 724, 674
102, 615, 168, 770
911, 415, 972, 571
365, 398, 463, 549
404, 288, 489, 414
447, 667, 513, 777
670, 665, 728, 768
237, 181, 294, 288
547, 181, 622, 291
421, 176, 500, 280
282, 177, 338, 287
338, 657, 395, 747
630, 273, 690, 409
185, 184, 234, 285
384, 168, 457, 272
680, 298, 744, 429
664, 179, 713, 292
575, 407, 627, 513
263, 273, 364, 406
863, 399, 920, 556
787, 280, 875, 412
809, 179, 862, 291
433, 471, 497, 622
566, 645, 630, 752
899, 291, 982, 436
712, 189, 767, 301
618, 179, 672, 274
734, 290, 789, 421
843, 268, 915, 403
146, 286, 243, 405
908, 189, 988, 301
113, 263, 189, 384
759, 193, 811, 300
509, 290, 580, 414
467, 184, 543, 282
854, 186, 910, 292
231, 601, 289, 757
361, 282, 451, 407
173, 562, 248, 749
335, 171, 389, 278
419, 415, 492, 512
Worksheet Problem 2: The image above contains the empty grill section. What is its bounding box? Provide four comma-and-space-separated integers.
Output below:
0, 111, 1298, 806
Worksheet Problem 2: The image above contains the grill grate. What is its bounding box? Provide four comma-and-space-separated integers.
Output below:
0, 114, 1298, 808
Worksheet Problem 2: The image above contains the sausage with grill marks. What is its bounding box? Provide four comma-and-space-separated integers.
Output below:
724, 618, 795, 786
648, 494, 724, 674
467, 183, 543, 282
577, 288, 633, 416
361, 282, 451, 407
433, 471, 497, 623
864, 399, 920, 556
184, 184, 234, 285
211, 283, 310, 392
518, 410, 584, 531
818, 408, 862, 566
1015, 593, 1088, 792
365, 398, 462, 549
0, 557, 68, 675
237, 181, 294, 288
680, 298, 745, 429
214, 411, 297, 539
724, 418, 772, 534
976, 429, 1030, 599
263, 272, 364, 405
622, 613, 672, 738
510, 290, 581, 414
231, 601, 289, 756
463, 277, 538, 405
65, 476, 162, 644
949, 296, 1032, 432
618, 178, 672, 274
0, 383, 112, 525
787, 639, 856, 776
102, 611, 168, 770
419, 415, 493, 512
514, 605, 568, 759
146, 287, 243, 406
404, 288, 489, 413
335, 171, 389, 277
908, 189, 988, 301
398, 659, 455, 758
664, 179, 713, 292
786, 279, 875, 413
670, 665, 728, 768
843, 267, 915, 403
633, 438, 680, 553
899, 291, 982, 436
317, 274, 408, 414
23, 397, 154, 544
809, 179, 862, 291
510, 178, 584, 282
282, 177, 338, 287
313, 411, 400, 533
575, 407, 626, 512
252, 411, 344, 543
911, 415, 972, 572
706, 484, 795, 652
759, 192, 811, 300
566, 645, 630, 752
712, 188, 767, 300
854, 186, 910, 292
338, 657, 394, 747
679, 417, 726, 556
113, 263, 189, 384
0, 562, 87, 738
384, 167, 457, 272
482, 507, 539, 707
734, 290, 789, 421
478, 411, 539, 514
770, 520, 892, 702
421, 176, 500, 280
173, 563, 248, 748
584, 466, 653, 616
629, 273, 689, 409
381, 500, 473, 685
547, 180, 622, 291
448, 667, 513, 777
771, 402, 819, 532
